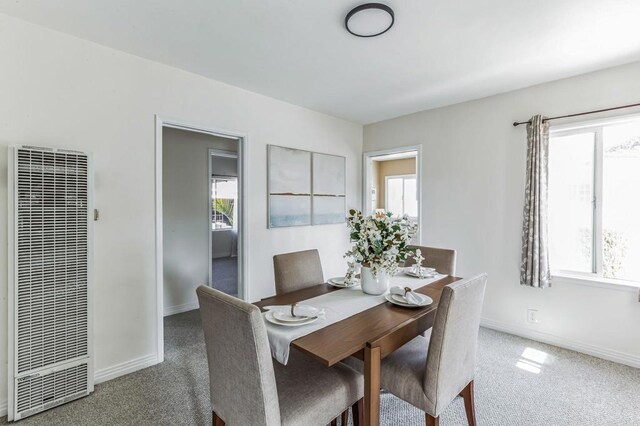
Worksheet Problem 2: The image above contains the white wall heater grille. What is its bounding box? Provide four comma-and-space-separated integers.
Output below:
9, 147, 93, 421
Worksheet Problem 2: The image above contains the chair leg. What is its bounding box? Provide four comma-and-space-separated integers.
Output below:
341, 409, 349, 425
425, 413, 439, 426
352, 398, 364, 426
212, 411, 225, 426
460, 380, 477, 426
330, 419, 337, 426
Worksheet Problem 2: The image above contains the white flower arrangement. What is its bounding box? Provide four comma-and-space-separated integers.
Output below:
412, 248, 425, 277
345, 209, 418, 277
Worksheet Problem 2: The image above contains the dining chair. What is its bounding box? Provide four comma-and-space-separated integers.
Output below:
273, 249, 325, 294
344, 273, 487, 425
405, 245, 457, 275
196, 285, 363, 426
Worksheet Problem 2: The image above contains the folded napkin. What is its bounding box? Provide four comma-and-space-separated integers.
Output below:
390, 286, 427, 306
263, 304, 325, 318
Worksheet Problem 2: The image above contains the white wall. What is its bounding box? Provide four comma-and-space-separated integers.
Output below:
364, 61, 640, 366
162, 128, 237, 315
0, 14, 362, 408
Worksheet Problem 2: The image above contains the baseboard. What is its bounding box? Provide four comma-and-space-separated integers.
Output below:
163, 301, 199, 317
481, 317, 640, 369
94, 353, 159, 384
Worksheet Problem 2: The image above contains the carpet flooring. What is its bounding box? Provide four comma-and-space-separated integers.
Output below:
3, 310, 639, 425
211, 256, 238, 297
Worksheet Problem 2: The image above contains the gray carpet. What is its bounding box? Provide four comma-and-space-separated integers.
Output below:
212, 256, 238, 297
4, 310, 639, 425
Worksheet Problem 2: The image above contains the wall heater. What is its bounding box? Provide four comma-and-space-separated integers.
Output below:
8, 146, 93, 421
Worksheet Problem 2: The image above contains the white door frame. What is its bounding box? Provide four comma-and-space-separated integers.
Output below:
155, 115, 249, 363
208, 148, 239, 287
362, 145, 422, 243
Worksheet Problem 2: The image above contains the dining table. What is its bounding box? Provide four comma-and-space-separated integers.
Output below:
255, 273, 461, 426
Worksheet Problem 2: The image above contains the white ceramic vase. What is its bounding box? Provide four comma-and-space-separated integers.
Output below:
360, 266, 390, 295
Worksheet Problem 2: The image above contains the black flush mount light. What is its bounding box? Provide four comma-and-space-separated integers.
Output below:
345, 3, 395, 38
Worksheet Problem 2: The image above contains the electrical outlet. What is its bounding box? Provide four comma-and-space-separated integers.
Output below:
527, 309, 539, 324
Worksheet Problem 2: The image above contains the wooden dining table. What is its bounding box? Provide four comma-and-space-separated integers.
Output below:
256, 275, 461, 426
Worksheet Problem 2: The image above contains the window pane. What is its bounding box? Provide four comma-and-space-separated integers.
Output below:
212, 178, 237, 230
386, 177, 403, 216
548, 132, 595, 272
404, 178, 418, 218
603, 120, 640, 281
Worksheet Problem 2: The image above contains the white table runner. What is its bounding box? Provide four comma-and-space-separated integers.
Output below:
264, 273, 447, 364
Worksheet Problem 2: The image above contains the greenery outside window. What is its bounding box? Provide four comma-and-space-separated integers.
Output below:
212, 177, 237, 231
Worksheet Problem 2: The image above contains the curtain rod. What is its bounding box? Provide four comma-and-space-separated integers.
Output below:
512, 102, 640, 127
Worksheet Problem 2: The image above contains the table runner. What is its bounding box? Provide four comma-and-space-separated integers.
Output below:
264, 274, 447, 364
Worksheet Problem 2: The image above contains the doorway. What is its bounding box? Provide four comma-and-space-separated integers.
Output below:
209, 149, 239, 297
363, 146, 422, 242
155, 116, 248, 363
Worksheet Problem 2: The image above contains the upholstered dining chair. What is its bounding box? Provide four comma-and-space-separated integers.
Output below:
196, 285, 363, 426
273, 249, 325, 294
405, 245, 457, 276
344, 273, 487, 426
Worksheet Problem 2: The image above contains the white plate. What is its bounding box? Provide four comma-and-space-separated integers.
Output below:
328, 276, 359, 288
385, 293, 433, 308
265, 311, 319, 327
404, 268, 437, 278
272, 305, 321, 322
392, 293, 432, 306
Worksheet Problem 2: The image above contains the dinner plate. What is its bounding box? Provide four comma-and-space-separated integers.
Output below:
265, 311, 319, 327
272, 305, 321, 322
404, 267, 437, 278
392, 292, 432, 306
385, 293, 433, 308
328, 276, 360, 288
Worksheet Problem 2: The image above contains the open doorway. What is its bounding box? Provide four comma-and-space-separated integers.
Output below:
209, 149, 239, 297
363, 146, 422, 242
155, 117, 247, 363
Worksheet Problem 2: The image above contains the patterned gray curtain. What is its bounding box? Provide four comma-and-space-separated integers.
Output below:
520, 115, 551, 288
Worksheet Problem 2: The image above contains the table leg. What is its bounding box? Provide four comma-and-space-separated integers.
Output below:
364, 345, 381, 426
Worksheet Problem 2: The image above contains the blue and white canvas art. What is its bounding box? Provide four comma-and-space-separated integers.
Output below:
268, 146, 312, 227
312, 153, 346, 225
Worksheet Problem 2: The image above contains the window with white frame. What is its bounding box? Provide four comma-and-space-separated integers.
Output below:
211, 177, 237, 230
548, 115, 640, 282
385, 174, 417, 218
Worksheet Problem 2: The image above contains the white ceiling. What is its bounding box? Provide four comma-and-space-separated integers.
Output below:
3, 0, 640, 124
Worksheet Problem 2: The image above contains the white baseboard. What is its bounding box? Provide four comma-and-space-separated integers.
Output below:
481, 317, 640, 369
94, 353, 159, 384
163, 301, 199, 317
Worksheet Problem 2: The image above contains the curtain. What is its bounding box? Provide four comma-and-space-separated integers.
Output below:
520, 115, 551, 288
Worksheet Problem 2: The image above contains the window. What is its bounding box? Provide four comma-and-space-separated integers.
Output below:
385, 174, 417, 218
549, 115, 640, 282
212, 177, 237, 230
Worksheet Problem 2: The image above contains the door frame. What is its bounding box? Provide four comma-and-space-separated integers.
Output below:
155, 115, 249, 363
362, 145, 422, 243
208, 148, 239, 287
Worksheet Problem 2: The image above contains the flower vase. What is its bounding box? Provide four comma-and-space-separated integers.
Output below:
360, 266, 390, 295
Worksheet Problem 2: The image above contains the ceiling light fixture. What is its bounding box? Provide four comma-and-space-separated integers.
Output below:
345, 3, 395, 38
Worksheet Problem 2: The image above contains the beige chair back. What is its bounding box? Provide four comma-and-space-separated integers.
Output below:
424, 273, 487, 416
273, 249, 324, 294
405, 245, 457, 275
196, 286, 281, 425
